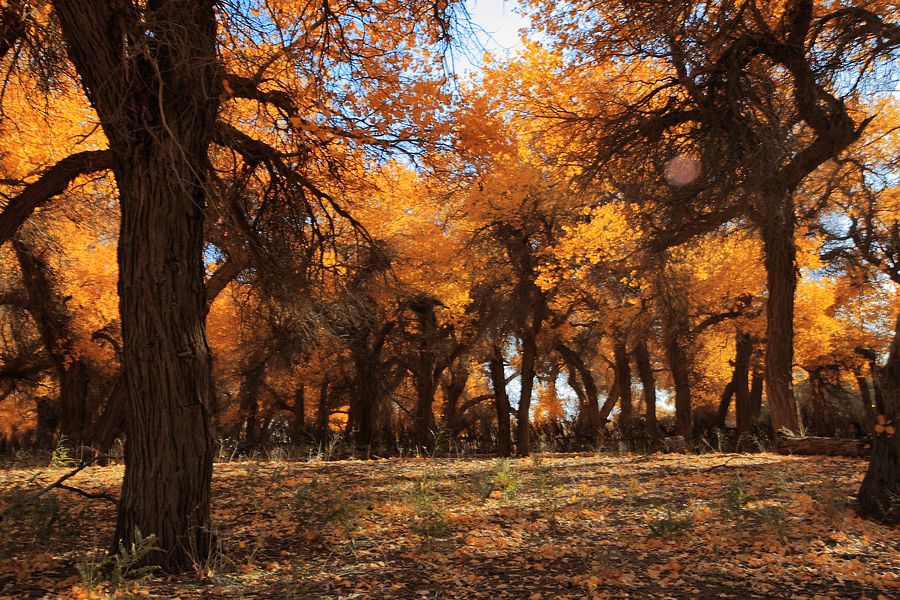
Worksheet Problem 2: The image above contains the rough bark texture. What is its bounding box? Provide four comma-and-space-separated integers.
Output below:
761, 205, 805, 436
858, 315, 900, 524
488, 346, 512, 458
633, 337, 661, 446
51, 0, 219, 571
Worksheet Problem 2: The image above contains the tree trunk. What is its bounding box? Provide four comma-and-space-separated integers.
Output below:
855, 370, 876, 426
664, 324, 693, 446
13, 235, 94, 446
719, 330, 753, 430
633, 337, 662, 447
806, 369, 828, 436
291, 384, 306, 442
557, 342, 601, 446
412, 370, 438, 448
488, 346, 511, 457
51, 0, 220, 571
516, 330, 538, 457
237, 357, 266, 448
441, 362, 468, 437
348, 351, 380, 449
858, 315, 900, 524
315, 380, 330, 440
613, 341, 632, 437
761, 207, 804, 436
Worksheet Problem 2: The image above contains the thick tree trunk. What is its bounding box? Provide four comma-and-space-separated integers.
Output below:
488, 346, 511, 457
858, 315, 900, 524
13, 235, 93, 445
633, 337, 662, 447
348, 352, 381, 449
441, 363, 468, 437
613, 341, 633, 437
412, 371, 438, 448
761, 207, 804, 436
516, 330, 538, 457
237, 356, 266, 448
52, 0, 220, 571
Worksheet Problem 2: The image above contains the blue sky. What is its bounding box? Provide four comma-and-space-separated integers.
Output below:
455, 0, 528, 73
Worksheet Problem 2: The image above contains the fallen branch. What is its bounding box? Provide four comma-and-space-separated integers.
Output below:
0, 454, 117, 521
774, 435, 869, 458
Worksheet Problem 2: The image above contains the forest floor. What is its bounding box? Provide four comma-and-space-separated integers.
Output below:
1, 452, 898, 599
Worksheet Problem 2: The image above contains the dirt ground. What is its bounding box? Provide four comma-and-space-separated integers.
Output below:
1, 452, 898, 599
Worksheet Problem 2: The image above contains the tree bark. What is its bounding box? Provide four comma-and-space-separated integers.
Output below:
13, 235, 94, 446
613, 340, 633, 437
488, 346, 511, 458
858, 315, 900, 524
557, 342, 601, 446
315, 380, 330, 440
515, 329, 539, 456
51, 0, 220, 571
441, 362, 468, 438
291, 383, 306, 442
715, 330, 753, 431
761, 206, 805, 436
633, 337, 662, 447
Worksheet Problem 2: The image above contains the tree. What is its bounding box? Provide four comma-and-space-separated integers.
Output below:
528, 0, 900, 436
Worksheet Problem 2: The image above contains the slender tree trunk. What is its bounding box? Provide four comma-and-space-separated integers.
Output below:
516, 330, 538, 456
732, 332, 755, 438
613, 341, 632, 438
633, 337, 662, 447
291, 384, 306, 442
488, 346, 511, 457
855, 370, 876, 426
664, 324, 693, 446
869, 358, 885, 414
716, 382, 736, 429
52, 0, 220, 571
315, 380, 330, 440
761, 205, 804, 435
807, 369, 828, 435
858, 315, 900, 524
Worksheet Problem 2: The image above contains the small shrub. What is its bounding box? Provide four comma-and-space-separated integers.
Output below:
407, 469, 451, 540
648, 509, 694, 538
77, 529, 159, 598
722, 476, 752, 514
492, 458, 521, 498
